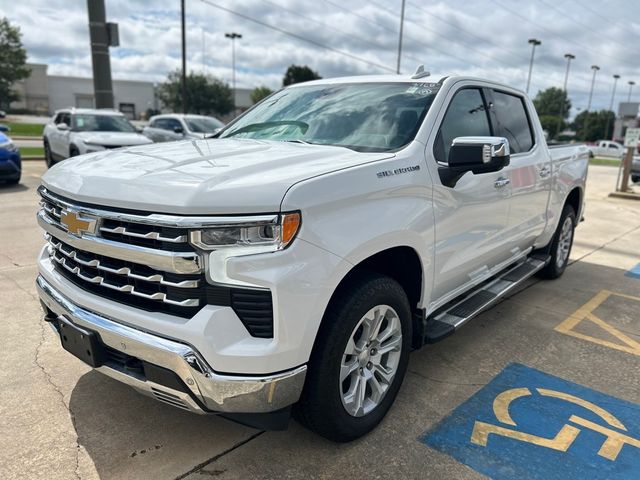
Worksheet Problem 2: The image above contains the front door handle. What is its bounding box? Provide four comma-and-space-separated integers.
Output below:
494, 177, 510, 189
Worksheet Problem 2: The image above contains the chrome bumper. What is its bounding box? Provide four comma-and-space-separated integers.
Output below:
36, 275, 306, 414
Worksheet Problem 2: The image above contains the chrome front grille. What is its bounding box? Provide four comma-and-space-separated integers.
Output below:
38, 187, 275, 335
48, 235, 200, 307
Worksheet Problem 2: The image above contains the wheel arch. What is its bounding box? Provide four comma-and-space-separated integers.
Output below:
565, 186, 583, 218
312, 246, 425, 355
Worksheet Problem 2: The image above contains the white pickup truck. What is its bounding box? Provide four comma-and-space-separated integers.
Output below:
35, 73, 589, 441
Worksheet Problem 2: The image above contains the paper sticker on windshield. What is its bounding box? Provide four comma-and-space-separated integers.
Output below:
406, 83, 438, 95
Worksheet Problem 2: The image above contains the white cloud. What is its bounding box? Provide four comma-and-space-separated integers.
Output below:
2, 0, 639, 115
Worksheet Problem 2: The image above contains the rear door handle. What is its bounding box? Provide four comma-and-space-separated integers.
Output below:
539, 165, 551, 178
494, 177, 510, 189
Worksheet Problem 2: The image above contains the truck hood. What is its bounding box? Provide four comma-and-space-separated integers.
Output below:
42, 138, 394, 214
76, 131, 153, 147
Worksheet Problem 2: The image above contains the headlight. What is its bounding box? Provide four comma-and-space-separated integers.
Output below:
0, 141, 16, 151
190, 212, 301, 252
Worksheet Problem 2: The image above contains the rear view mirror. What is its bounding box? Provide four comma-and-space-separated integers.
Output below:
439, 136, 510, 187
173, 126, 184, 134
57, 123, 70, 131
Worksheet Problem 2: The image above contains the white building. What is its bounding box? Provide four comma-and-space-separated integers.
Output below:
11, 63, 257, 120
11, 63, 157, 119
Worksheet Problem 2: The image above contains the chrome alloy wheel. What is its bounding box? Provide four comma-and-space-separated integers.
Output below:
556, 216, 574, 269
340, 304, 403, 417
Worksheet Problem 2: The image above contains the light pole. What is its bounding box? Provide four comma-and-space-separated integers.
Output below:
605, 74, 620, 140
562, 53, 575, 91
586, 65, 600, 111
225, 32, 242, 116
396, 0, 406, 74
526, 38, 541, 94
628, 81, 636, 102
557, 53, 575, 138
181, 0, 187, 113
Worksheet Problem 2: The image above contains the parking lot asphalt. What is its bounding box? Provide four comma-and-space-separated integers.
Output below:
1, 162, 638, 480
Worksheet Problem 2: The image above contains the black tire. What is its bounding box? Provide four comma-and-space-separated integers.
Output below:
294, 273, 412, 442
539, 204, 576, 279
44, 139, 55, 168
632, 175, 640, 184
69, 145, 79, 157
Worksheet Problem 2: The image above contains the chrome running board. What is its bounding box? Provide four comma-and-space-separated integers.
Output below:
424, 255, 549, 343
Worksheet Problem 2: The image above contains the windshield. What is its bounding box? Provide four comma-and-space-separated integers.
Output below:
185, 116, 224, 133
72, 114, 136, 133
219, 82, 439, 152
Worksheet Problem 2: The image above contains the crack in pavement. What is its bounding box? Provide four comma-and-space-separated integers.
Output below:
173, 431, 265, 480
1, 271, 83, 480
408, 369, 487, 387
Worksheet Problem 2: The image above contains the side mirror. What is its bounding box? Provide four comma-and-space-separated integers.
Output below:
173, 125, 184, 134
57, 122, 70, 131
0, 124, 9, 132
439, 136, 510, 187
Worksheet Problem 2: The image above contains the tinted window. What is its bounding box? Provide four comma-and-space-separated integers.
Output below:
156, 118, 182, 131
60, 113, 71, 126
491, 91, 533, 154
434, 88, 491, 163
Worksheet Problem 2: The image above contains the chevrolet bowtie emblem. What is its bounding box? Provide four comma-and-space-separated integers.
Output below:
60, 210, 95, 236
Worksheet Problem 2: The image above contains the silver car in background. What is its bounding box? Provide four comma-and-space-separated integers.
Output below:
142, 114, 225, 142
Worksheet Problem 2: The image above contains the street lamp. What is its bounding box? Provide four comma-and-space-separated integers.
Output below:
606, 74, 620, 140
526, 38, 541, 94
628, 81, 636, 102
586, 65, 600, 111
225, 32, 242, 115
562, 53, 575, 92
556, 53, 575, 138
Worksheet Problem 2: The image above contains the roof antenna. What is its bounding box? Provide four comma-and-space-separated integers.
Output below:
411, 65, 431, 79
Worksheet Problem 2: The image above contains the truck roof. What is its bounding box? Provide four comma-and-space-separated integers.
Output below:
288, 74, 526, 96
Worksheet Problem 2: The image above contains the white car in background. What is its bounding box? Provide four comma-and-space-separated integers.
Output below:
43, 108, 153, 167
142, 114, 225, 143
587, 140, 625, 159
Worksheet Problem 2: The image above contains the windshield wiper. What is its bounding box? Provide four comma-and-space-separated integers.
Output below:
223, 120, 309, 138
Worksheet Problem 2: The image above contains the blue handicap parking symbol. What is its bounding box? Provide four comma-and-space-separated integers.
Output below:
421, 364, 640, 480
625, 263, 640, 280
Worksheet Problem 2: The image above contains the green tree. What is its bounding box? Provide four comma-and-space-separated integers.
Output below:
282, 65, 321, 86
157, 70, 233, 115
533, 87, 571, 119
0, 18, 30, 110
572, 110, 615, 141
250, 86, 274, 104
539, 114, 565, 140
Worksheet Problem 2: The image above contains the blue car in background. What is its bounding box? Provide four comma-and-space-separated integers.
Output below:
0, 125, 21, 185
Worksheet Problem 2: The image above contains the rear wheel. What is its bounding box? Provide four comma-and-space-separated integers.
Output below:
295, 273, 412, 442
539, 204, 576, 279
69, 145, 79, 157
632, 175, 640, 184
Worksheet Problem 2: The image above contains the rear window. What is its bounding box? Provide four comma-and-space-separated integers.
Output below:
491, 91, 534, 154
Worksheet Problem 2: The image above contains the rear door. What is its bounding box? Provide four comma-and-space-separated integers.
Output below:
488, 89, 551, 252
430, 87, 513, 303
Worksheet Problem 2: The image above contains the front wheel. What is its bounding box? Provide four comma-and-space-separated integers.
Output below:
539, 204, 576, 279
44, 139, 55, 168
295, 273, 412, 442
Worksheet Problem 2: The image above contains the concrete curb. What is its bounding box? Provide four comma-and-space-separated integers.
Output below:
22, 156, 44, 161
608, 191, 640, 201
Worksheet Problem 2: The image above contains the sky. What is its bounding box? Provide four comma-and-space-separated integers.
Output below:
2, 0, 639, 118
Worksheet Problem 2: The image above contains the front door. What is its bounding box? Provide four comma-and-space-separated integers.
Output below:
429, 87, 513, 305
